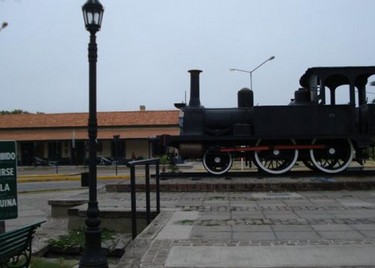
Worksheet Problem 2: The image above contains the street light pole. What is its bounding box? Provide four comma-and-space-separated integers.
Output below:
230, 56, 275, 90
79, 1, 107, 267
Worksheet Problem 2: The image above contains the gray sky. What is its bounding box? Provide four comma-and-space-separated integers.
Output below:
1, 0, 375, 113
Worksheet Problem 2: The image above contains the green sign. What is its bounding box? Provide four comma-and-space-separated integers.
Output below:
0, 141, 18, 220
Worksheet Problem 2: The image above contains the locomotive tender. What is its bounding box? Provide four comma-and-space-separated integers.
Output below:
155, 66, 375, 175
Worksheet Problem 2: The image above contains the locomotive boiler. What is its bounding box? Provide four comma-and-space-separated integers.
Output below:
155, 66, 375, 175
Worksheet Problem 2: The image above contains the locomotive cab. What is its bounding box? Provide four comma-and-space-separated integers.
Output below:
299, 66, 375, 145
299, 66, 375, 106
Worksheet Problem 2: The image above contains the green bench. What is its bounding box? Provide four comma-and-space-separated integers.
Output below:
0, 221, 45, 268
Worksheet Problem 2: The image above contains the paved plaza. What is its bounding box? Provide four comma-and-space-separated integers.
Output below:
4, 174, 375, 267
119, 189, 375, 267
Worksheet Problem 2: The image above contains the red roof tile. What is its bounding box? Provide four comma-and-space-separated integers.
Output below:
0, 110, 179, 129
0, 110, 180, 141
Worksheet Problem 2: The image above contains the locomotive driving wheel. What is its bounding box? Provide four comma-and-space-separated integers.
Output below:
254, 139, 299, 175
309, 139, 354, 174
203, 147, 233, 175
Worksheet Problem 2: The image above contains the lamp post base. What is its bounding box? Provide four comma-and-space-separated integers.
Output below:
79, 228, 108, 268
79, 201, 108, 268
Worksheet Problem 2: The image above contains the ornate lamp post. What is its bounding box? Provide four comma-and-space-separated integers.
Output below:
79, 1, 108, 267
230, 56, 275, 90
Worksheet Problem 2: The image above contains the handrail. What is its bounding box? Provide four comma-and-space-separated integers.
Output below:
127, 158, 160, 239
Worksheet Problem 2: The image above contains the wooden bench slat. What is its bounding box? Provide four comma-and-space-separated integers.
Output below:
0, 221, 45, 238
0, 231, 30, 243
0, 221, 45, 267
1, 238, 29, 255
0, 235, 30, 262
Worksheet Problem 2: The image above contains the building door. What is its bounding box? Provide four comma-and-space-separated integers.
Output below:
20, 142, 34, 166
48, 142, 62, 162
72, 141, 86, 165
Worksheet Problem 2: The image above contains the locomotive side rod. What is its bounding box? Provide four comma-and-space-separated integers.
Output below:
220, 144, 325, 152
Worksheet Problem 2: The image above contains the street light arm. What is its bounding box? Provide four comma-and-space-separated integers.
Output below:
230, 68, 251, 74
250, 56, 275, 73
230, 56, 275, 90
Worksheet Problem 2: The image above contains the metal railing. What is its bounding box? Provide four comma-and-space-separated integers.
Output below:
127, 158, 160, 239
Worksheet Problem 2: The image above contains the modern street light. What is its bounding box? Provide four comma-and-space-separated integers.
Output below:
230, 56, 275, 90
79, 0, 107, 268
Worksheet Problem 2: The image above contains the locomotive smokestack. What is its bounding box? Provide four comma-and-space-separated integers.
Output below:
188, 69, 202, 107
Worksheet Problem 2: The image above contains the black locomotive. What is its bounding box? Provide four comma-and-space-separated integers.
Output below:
154, 66, 375, 175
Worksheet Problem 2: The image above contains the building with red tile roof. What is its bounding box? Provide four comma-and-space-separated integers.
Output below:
0, 110, 179, 165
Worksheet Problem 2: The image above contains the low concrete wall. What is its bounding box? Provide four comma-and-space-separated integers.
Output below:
48, 199, 88, 218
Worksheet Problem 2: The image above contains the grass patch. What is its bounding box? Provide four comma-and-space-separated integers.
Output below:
48, 228, 115, 251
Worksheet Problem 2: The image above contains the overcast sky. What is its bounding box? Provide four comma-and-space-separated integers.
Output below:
1, 0, 375, 113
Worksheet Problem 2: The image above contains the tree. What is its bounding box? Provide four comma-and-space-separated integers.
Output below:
0, 109, 30, 115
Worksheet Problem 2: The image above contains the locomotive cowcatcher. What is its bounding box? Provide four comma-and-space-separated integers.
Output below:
153, 66, 375, 175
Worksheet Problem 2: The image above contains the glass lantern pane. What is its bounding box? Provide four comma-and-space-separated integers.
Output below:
88, 12, 94, 24
93, 13, 100, 24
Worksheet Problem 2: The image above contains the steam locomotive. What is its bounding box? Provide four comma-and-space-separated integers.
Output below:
154, 66, 375, 175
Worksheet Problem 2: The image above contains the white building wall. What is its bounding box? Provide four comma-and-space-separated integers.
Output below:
101, 140, 112, 157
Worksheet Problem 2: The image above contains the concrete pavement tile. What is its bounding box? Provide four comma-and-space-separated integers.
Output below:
262, 212, 299, 219
318, 230, 365, 240
328, 211, 372, 219
229, 200, 257, 207
312, 224, 354, 231
231, 211, 264, 219
310, 200, 341, 206
275, 231, 321, 241
272, 224, 314, 232
255, 201, 286, 207
350, 223, 375, 230
155, 210, 199, 240
232, 225, 273, 232
192, 225, 232, 233
283, 200, 315, 206
231, 207, 261, 212
251, 192, 302, 199
165, 245, 375, 267
198, 212, 230, 220
338, 199, 375, 207
191, 231, 232, 240
176, 200, 203, 207
205, 192, 229, 197
232, 231, 276, 241
359, 230, 375, 238
203, 201, 230, 207
294, 211, 332, 219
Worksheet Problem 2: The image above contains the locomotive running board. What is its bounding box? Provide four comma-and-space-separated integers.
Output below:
220, 144, 325, 152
